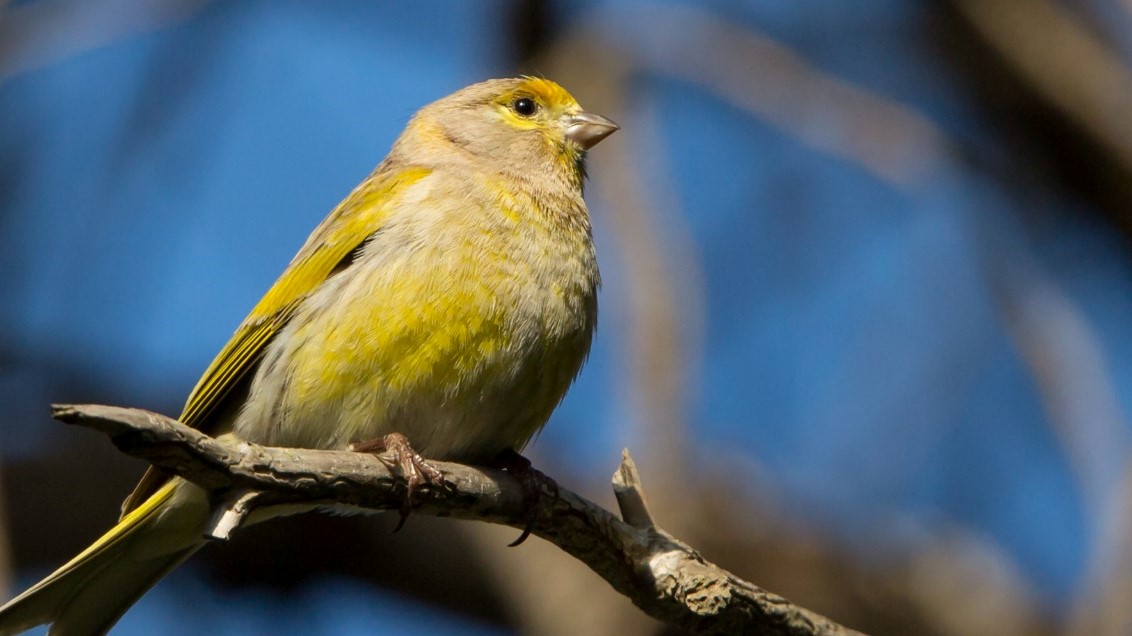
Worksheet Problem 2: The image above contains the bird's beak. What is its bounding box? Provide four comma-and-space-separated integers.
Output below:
565, 111, 619, 150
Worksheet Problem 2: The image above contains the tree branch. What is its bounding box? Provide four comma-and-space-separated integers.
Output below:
51, 403, 865, 636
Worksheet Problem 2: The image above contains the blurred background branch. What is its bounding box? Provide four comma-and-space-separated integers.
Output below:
3, 1, 1132, 635
950, 0, 1132, 236
0, 0, 213, 82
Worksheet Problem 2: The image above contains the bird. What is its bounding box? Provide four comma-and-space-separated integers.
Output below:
0, 76, 618, 636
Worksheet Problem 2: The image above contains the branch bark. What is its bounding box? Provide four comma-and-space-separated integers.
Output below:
51, 403, 865, 636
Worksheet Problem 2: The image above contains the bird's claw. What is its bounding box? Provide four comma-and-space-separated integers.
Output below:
349, 432, 444, 531
490, 449, 557, 546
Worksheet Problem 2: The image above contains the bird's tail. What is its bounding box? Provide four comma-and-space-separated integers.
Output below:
0, 479, 209, 636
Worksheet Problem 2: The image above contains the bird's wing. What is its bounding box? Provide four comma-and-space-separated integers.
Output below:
120, 164, 432, 516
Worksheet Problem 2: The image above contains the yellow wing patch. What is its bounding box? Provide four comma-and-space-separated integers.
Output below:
180, 165, 432, 429
120, 165, 430, 517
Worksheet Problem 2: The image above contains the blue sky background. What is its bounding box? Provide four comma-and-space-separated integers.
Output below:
3, 1, 1132, 633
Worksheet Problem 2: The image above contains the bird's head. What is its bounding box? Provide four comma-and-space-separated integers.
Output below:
398, 77, 619, 188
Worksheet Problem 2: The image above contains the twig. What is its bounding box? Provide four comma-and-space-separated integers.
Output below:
51, 403, 866, 636
611, 449, 656, 530
204, 489, 260, 541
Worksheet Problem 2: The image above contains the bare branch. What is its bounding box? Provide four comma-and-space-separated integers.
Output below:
51, 403, 865, 636
204, 489, 261, 541
612, 448, 657, 530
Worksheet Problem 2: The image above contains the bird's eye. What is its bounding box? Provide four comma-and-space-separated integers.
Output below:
512, 97, 538, 117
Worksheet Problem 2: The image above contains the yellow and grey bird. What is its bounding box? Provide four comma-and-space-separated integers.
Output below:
0, 77, 617, 635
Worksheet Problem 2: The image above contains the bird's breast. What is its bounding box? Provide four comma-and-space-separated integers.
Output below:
234, 174, 598, 462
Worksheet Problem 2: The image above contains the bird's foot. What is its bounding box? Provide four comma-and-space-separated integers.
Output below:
489, 449, 558, 546
350, 432, 444, 531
